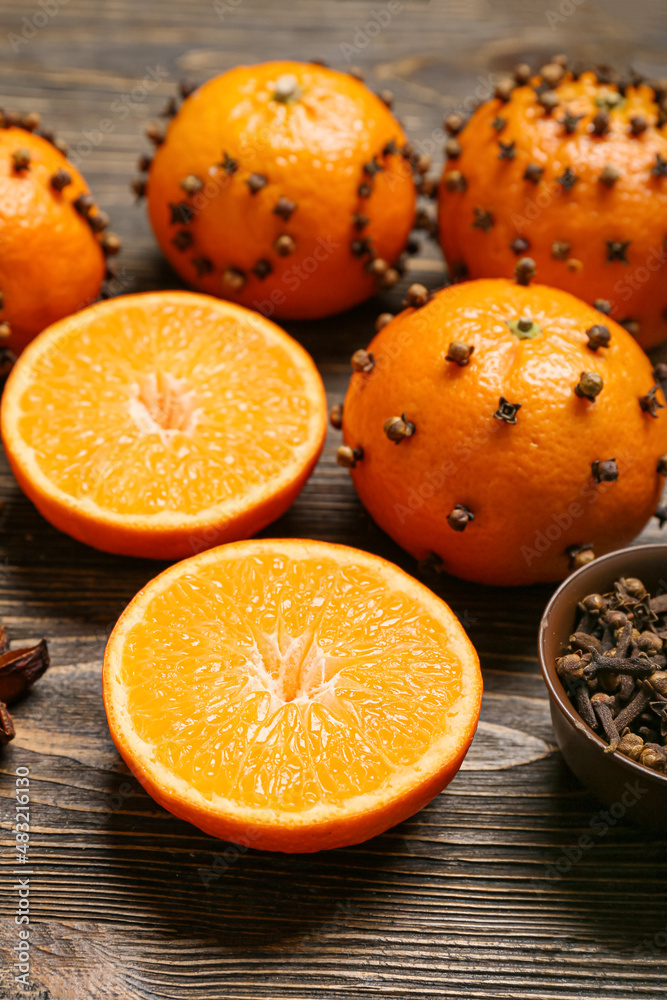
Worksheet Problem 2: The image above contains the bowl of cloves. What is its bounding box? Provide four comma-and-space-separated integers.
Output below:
539, 544, 667, 830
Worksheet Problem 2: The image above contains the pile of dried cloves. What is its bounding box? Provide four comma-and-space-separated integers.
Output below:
556, 576, 667, 773
0, 625, 50, 745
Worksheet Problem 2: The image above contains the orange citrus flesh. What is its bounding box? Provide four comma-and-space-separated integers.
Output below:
103, 539, 482, 853
1, 292, 326, 559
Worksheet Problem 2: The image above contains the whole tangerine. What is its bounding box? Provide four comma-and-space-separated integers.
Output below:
437, 60, 667, 350
0, 112, 119, 354
138, 61, 417, 319
337, 265, 667, 586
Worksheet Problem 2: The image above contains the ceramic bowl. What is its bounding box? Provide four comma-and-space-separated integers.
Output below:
538, 544, 667, 831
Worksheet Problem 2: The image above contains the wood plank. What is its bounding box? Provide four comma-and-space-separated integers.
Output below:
1, 1, 667, 998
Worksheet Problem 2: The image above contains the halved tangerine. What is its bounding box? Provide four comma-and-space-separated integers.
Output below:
1, 292, 326, 559
103, 539, 482, 853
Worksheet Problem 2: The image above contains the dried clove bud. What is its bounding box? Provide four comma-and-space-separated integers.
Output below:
445, 341, 474, 366
246, 173, 267, 194
514, 257, 536, 285
351, 349, 375, 373
541, 62, 565, 87
620, 576, 647, 599
639, 385, 664, 418
652, 154, 667, 178
556, 653, 586, 680
616, 731, 644, 761
367, 257, 389, 277
329, 404, 343, 430
274, 196, 296, 220
145, 122, 165, 146
494, 396, 521, 424
594, 299, 612, 315
585, 324, 611, 350
523, 163, 543, 184
510, 237, 530, 255
131, 178, 147, 200
11, 148, 31, 171
443, 170, 467, 192
639, 745, 666, 771
447, 504, 474, 532
251, 259, 272, 280
172, 230, 193, 252
590, 110, 610, 136
384, 414, 415, 443
337, 444, 363, 469
219, 152, 238, 174
599, 163, 621, 186
378, 267, 399, 289
221, 267, 246, 292
494, 78, 515, 102
607, 240, 631, 263
89, 210, 110, 233
561, 111, 584, 134
445, 138, 461, 159
180, 174, 203, 195
21, 111, 41, 131
538, 91, 559, 114
99, 232, 121, 257
567, 544, 595, 571
404, 283, 429, 308
50, 168, 72, 191
636, 631, 662, 654
375, 313, 393, 331
575, 371, 603, 401
552, 241, 570, 260
557, 167, 579, 191
591, 458, 618, 483
629, 115, 648, 136
444, 113, 465, 135
274, 234, 297, 256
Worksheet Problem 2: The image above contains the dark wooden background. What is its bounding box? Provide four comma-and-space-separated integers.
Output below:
2, 1, 667, 997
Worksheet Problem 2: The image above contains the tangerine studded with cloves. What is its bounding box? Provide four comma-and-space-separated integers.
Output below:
337, 275, 667, 586
138, 61, 417, 320
0, 115, 119, 355
437, 58, 667, 349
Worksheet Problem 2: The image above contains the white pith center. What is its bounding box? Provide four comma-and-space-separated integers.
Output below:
130, 372, 201, 438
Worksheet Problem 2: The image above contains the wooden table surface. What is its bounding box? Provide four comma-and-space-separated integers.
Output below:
1, 1, 667, 998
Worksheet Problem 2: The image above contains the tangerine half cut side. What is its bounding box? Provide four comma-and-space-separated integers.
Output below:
103, 539, 482, 853
0, 292, 326, 559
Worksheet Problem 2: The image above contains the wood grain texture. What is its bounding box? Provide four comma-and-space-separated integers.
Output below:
1, 1, 667, 997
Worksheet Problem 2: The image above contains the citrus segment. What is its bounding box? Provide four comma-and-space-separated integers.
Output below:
1, 292, 326, 558
103, 539, 482, 852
